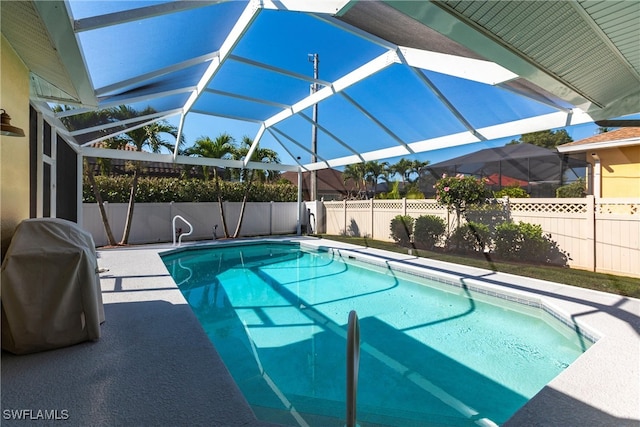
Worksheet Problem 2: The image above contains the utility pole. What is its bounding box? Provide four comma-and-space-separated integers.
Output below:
308, 53, 319, 201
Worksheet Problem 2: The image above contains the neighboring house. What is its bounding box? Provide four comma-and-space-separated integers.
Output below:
557, 127, 640, 198
281, 168, 359, 201
426, 143, 587, 198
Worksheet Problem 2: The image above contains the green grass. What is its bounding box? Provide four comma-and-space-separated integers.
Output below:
317, 235, 640, 298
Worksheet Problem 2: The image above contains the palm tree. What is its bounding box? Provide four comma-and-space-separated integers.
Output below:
410, 159, 430, 183
111, 106, 183, 245
364, 160, 389, 197
343, 163, 367, 198
391, 158, 414, 185
186, 133, 235, 238
232, 136, 280, 238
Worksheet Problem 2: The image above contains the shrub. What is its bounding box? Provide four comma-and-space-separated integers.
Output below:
494, 186, 529, 198
413, 215, 446, 249
556, 178, 586, 198
494, 221, 554, 263
389, 215, 414, 246
464, 199, 509, 235
434, 174, 489, 223
447, 221, 490, 253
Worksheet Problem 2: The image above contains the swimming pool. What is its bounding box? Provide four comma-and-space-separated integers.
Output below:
162, 242, 592, 426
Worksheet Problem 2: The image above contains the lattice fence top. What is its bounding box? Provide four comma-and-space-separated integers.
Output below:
510, 202, 587, 214
373, 200, 403, 210
346, 201, 371, 209
324, 201, 344, 209
406, 200, 444, 211
322, 198, 638, 216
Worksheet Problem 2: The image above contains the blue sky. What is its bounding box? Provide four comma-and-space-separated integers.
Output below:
68, 1, 638, 170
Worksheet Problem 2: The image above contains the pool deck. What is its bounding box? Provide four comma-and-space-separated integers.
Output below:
2, 236, 638, 426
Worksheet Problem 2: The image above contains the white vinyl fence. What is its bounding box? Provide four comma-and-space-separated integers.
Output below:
322, 197, 640, 278
83, 201, 302, 246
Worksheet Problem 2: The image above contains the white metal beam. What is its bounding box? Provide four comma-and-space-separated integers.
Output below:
80, 109, 183, 147
260, 0, 351, 14
97, 86, 196, 108
204, 88, 289, 109
173, 113, 186, 160
69, 109, 179, 136
73, 1, 227, 32
96, 52, 219, 97
399, 46, 518, 85
401, 55, 486, 142
190, 109, 264, 124
269, 127, 330, 168
298, 112, 364, 161
310, 14, 397, 51
79, 146, 299, 172
264, 50, 397, 129
244, 124, 267, 167
339, 91, 414, 154
182, 0, 261, 116
229, 54, 331, 86
497, 82, 572, 113
266, 129, 307, 170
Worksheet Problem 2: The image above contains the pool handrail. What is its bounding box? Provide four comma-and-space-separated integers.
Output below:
172, 215, 193, 246
346, 310, 360, 427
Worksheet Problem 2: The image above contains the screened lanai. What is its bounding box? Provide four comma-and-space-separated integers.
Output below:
426, 143, 589, 197
2, 0, 639, 183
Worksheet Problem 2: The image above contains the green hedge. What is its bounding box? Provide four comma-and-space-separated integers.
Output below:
83, 176, 298, 203
447, 221, 490, 253
389, 215, 414, 246
413, 215, 446, 249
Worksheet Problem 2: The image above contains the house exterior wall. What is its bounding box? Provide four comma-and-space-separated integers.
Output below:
1, 35, 30, 260
597, 145, 640, 198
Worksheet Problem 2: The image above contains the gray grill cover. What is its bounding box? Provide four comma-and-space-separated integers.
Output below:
1, 218, 104, 354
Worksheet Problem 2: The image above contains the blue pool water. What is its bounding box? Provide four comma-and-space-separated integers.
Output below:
162, 242, 590, 426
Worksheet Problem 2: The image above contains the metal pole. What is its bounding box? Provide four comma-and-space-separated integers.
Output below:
309, 53, 319, 201
297, 168, 302, 235
346, 310, 360, 427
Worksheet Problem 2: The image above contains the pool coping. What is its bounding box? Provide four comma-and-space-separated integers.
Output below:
2, 236, 637, 426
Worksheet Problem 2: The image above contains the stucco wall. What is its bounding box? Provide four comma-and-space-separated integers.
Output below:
598, 145, 640, 198
1, 35, 30, 260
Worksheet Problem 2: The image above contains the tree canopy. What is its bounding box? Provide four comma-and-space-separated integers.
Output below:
508, 129, 573, 148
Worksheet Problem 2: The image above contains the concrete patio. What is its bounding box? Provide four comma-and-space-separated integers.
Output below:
2, 237, 638, 426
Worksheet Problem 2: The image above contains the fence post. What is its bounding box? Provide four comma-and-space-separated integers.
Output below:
370, 199, 374, 239
270, 201, 274, 236
503, 196, 511, 222
586, 195, 596, 272
343, 199, 347, 236
402, 198, 407, 216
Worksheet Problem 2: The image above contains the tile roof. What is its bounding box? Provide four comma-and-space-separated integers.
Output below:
561, 127, 640, 147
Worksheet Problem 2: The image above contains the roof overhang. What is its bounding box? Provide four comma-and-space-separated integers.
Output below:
557, 137, 640, 154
